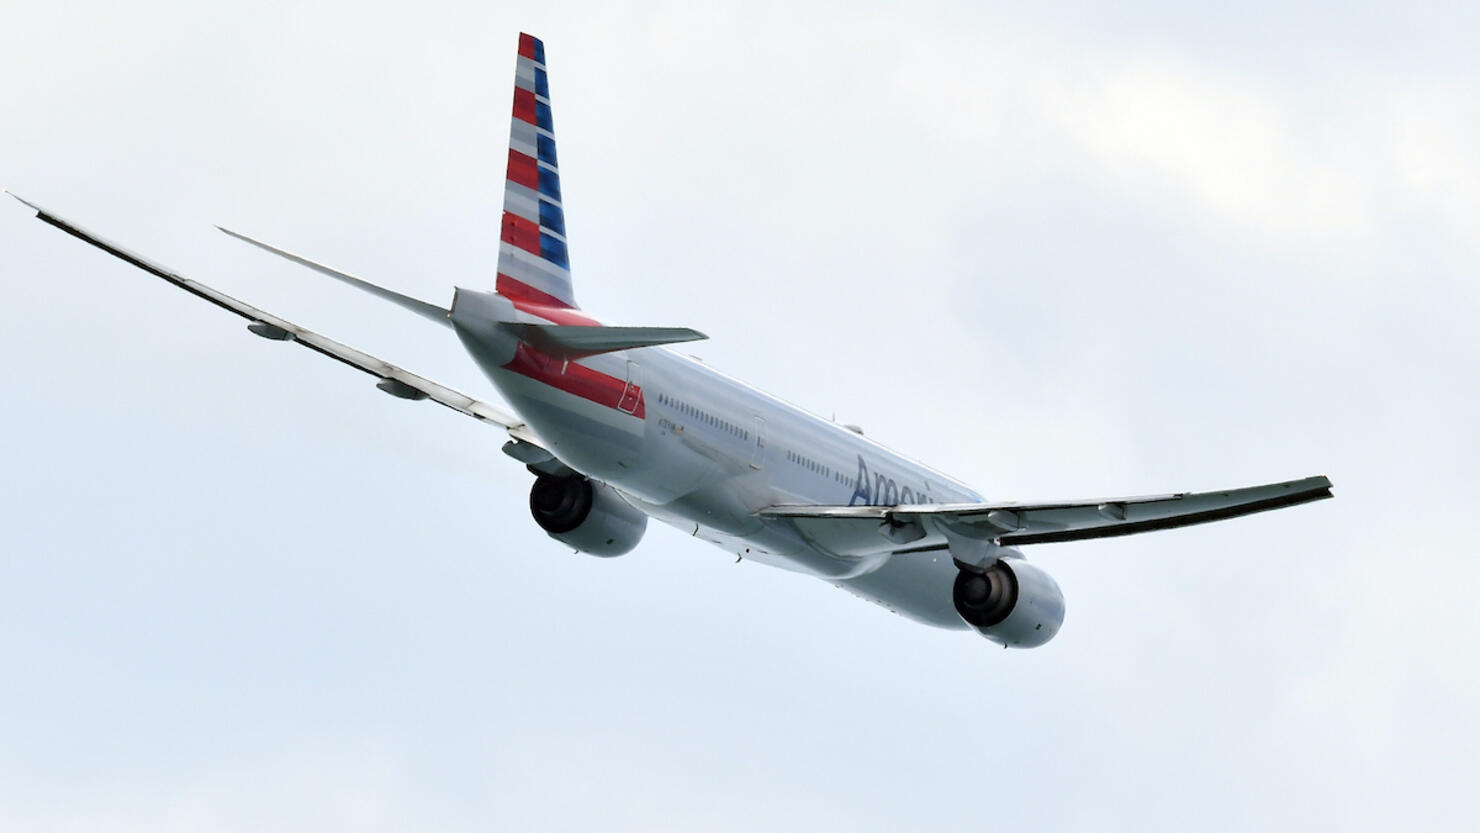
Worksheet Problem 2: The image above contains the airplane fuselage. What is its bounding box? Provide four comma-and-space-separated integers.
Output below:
451, 286, 981, 629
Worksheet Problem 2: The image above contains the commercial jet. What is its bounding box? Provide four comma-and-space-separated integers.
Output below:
7, 34, 1331, 648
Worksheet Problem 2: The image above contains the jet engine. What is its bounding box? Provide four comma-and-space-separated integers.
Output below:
529, 474, 647, 556
952, 557, 1065, 648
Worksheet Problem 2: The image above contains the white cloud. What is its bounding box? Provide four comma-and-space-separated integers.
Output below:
1040, 60, 1375, 241
1391, 83, 1480, 234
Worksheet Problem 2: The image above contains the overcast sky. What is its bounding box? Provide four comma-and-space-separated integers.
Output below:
2, 2, 1476, 830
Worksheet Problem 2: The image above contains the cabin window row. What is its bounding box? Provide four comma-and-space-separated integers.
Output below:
655, 392, 749, 440
786, 449, 847, 484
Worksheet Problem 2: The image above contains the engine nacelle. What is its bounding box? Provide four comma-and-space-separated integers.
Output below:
953, 557, 1065, 648
529, 474, 647, 556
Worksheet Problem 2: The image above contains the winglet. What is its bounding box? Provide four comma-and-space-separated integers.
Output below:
218, 225, 452, 328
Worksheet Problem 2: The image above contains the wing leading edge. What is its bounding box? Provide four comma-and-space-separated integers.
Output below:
761, 475, 1333, 551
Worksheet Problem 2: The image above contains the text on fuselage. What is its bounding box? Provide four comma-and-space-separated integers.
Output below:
849, 455, 935, 507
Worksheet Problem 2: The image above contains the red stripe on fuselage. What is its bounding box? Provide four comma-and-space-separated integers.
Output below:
503, 343, 644, 419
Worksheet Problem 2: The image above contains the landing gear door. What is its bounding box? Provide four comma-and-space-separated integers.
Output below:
749, 416, 766, 469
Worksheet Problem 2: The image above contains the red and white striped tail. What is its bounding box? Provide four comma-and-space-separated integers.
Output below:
497, 33, 576, 311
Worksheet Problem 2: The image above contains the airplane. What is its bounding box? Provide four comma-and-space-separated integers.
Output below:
6, 33, 1331, 649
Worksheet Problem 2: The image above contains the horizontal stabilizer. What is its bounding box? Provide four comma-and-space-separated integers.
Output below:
508, 323, 707, 359
7, 190, 545, 448
217, 226, 451, 328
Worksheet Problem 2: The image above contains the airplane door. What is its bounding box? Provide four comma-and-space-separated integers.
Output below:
749, 416, 766, 469
618, 361, 642, 414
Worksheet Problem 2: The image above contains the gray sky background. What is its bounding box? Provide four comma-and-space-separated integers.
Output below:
2, 1, 1475, 830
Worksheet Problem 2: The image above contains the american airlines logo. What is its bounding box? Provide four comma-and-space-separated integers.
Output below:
849, 455, 935, 507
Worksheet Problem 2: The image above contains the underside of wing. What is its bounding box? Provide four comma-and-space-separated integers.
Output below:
760, 475, 1333, 553
8, 191, 557, 464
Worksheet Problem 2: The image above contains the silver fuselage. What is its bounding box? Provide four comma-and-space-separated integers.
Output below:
451, 288, 981, 629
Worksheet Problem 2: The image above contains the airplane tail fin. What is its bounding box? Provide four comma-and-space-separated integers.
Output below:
497, 33, 577, 313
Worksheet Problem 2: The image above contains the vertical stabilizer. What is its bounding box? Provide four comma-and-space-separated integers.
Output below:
498, 33, 577, 311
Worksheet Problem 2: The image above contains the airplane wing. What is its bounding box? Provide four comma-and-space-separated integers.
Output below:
760, 475, 1332, 552
7, 191, 562, 470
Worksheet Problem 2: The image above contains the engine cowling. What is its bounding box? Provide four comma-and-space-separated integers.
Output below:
953, 558, 1065, 648
529, 474, 647, 556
